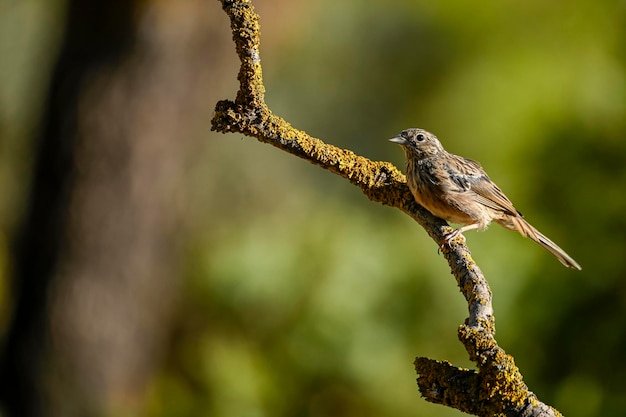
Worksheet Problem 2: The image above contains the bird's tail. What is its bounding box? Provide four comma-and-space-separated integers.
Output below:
511, 217, 582, 270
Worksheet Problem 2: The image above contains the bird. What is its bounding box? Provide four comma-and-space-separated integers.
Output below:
389, 128, 581, 270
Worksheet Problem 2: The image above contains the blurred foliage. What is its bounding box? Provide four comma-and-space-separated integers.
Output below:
2, 0, 626, 416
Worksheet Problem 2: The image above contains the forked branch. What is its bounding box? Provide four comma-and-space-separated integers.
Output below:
211, 1, 561, 415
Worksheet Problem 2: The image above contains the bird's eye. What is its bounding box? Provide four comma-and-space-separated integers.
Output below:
416, 134, 425, 142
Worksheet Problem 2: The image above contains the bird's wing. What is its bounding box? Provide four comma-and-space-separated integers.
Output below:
445, 156, 520, 217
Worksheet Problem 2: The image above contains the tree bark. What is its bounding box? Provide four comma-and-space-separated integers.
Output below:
0, 1, 211, 415
211, 0, 563, 416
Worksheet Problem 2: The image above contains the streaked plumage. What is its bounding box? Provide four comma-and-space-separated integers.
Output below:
390, 128, 581, 270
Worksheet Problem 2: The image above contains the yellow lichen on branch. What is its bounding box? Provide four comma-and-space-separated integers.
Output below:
211, 0, 562, 416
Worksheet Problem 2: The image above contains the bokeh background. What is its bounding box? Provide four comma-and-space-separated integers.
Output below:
1, 0, 625, 416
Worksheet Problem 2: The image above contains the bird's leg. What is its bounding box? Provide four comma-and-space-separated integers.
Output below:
442, 223, 482, 245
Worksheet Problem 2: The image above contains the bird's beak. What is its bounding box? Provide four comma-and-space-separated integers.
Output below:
389, 135, 407, 145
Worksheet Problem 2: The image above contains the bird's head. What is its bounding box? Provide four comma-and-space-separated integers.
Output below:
389, 128, 444, 159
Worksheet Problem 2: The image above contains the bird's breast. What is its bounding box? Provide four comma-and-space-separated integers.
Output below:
406, 158, 477, 225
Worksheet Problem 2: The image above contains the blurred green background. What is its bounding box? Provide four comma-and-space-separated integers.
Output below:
1, 0, 625, 416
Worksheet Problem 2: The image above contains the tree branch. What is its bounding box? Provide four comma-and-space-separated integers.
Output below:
211, 1, 562, 416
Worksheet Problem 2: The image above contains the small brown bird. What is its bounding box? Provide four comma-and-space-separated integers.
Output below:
390, 128, 581, 270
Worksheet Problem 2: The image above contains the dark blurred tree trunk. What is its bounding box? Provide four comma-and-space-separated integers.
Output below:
0, 1, 212, 415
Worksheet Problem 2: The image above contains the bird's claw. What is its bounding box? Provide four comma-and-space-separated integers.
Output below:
439, 229, 465, 251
